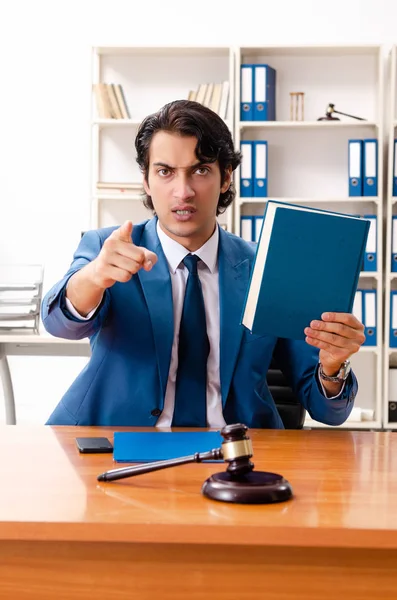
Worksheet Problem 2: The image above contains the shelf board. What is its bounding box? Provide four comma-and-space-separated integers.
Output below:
359, 272, 379, 279
93, 119, 142, 128
359, 346, 380, 354
239, 120, 378, 130
240, 44, 381, 58
95, 46, 231, 58
238, 197, 379, 205
95, 194, 142, 201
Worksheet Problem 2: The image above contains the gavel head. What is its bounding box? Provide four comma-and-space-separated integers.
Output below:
220, 423, 254, 477
326, 103, 335, 114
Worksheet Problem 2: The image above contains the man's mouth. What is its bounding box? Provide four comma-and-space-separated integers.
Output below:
172, 207, 197, 221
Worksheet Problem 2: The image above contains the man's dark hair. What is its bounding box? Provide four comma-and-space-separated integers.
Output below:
135, 99, 241, 216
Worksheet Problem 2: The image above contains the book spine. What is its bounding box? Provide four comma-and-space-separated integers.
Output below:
349, 221, 371, 313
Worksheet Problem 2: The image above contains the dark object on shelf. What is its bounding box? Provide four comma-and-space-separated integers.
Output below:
318, 103, 366, 121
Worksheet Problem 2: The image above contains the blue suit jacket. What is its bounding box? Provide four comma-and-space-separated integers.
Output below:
42, 218, 357, 427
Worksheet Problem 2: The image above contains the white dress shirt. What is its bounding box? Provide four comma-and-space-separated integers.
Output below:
154, 223, 225, 428
65, 222, 342, 427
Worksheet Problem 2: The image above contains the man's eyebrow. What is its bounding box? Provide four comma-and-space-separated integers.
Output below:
152, 161, 208, 170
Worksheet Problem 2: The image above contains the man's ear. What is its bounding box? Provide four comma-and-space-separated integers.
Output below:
143, 177, 150, 196
221, 166, 232, 193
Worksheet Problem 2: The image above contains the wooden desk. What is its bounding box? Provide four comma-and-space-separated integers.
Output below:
1, 427, 397, 599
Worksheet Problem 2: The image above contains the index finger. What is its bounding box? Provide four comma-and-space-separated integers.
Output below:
321, 312, 364, 329
114, 220, 133, 243
142, 249, 158, 271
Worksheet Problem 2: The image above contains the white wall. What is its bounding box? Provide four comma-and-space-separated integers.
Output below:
0, 0, 396, 423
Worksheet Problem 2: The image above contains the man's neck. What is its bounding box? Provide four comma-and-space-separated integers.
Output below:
158, 221, 217, 252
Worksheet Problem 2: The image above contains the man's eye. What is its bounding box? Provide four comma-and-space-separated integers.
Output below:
195, 167, 209, 175
158, 169, 170, 176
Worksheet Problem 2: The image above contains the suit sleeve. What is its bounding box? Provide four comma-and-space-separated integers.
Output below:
41, 230, 111, 340
273, 337, 357, 426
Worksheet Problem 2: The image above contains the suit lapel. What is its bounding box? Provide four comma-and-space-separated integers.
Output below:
137, 219, 174, 402
218, 229, 251, 407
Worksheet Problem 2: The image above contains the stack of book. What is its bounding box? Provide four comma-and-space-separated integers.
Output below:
0, 265, 44, 333
187, 81, 230, 120
93, 83, 131, 119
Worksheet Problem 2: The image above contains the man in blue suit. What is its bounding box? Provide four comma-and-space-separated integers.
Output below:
42, 100, 365, 428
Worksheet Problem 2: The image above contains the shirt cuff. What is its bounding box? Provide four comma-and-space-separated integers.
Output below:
64, 296, 101, 321
316, 364, 346, 399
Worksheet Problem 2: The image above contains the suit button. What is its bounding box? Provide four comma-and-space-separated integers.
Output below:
151, 409, 162, 417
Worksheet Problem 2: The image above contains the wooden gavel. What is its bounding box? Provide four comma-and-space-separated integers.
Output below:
97, 423, 293, 504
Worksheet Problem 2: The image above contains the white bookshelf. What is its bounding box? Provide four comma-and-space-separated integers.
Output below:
87, 44, 386, 431
90, 46, 235, 232
383, 45, 397, 430
233, 45, 384, 430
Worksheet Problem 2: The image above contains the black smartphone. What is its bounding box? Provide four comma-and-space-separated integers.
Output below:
75, 437, 113, 453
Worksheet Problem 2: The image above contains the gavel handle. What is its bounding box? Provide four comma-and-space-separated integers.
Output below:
97, 447, 224, 482
333, 109, 367, 121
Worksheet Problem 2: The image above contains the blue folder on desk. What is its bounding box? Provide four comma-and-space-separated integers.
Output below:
113, 431, 223, 463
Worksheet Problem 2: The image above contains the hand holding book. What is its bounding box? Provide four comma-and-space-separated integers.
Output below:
305, 311, 366, 375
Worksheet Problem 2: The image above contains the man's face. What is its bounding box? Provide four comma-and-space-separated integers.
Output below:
143, 131, 231, 251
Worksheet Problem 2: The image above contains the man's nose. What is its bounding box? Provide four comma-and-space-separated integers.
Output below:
173, 174, 195, 201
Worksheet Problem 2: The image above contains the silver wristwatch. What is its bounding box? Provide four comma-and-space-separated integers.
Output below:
319, 359, 351, 383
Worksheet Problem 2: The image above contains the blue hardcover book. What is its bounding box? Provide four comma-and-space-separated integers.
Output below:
241, 201, 370, 340
113, 431, 223, 463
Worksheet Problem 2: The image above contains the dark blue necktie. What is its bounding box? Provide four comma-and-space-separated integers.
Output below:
172, 254, 209, 427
